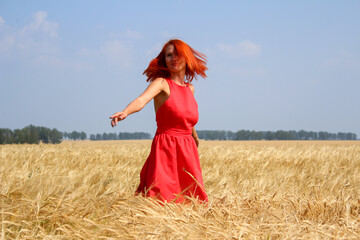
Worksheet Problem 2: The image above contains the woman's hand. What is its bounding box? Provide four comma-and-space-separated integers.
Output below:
110, 111, 128, 127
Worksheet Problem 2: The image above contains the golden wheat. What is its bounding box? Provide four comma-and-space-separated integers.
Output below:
1, 140, 359, 239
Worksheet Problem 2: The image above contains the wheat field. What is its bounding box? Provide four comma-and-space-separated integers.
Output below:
1, 140, 360, 239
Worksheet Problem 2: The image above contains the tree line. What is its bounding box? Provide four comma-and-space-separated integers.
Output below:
89, 132, 151, 141
197, 130, 357, 140
62, 131, 87, 140
1, 126, 357, 145
0, 126, 152, 144
0, 125, 63, 144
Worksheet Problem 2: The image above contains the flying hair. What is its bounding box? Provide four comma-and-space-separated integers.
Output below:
143, 39, 208, 82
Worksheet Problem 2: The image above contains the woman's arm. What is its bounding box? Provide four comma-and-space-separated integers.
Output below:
192, 127, 200, 147
188, 83, 200, 147
110, 78, 167, 127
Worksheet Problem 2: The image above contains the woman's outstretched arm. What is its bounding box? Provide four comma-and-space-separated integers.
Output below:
110, 78, 166, 127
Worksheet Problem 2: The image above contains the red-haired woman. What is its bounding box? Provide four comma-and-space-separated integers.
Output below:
110, 39, 208, 203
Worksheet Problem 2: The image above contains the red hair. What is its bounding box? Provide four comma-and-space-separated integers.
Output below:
143, 39, 207, 82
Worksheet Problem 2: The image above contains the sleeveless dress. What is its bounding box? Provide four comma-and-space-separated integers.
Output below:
136, 78, 208, 203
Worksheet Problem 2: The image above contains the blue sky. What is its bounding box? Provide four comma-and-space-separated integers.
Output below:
1, 1, 360, 137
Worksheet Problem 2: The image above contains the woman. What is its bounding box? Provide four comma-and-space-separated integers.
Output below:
110, 39, 208, 203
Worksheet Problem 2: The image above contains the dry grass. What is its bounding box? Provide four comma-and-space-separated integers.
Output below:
1, 140, 360, 239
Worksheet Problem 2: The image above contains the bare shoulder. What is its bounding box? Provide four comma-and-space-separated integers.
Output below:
151, 77, 170, 94
150, 77, 168, 88
188, 83, 195, 95
151, 77, 167, 85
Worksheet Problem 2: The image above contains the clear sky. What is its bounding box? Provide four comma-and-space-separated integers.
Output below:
1, 1, 360, 137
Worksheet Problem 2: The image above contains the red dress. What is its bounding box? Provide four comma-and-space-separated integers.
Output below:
136, 79, 208, 203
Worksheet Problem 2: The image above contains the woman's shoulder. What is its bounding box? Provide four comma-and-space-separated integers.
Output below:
150, 78, 170, 87
150, 77, 170, 93
151, 77, 167, 84
188, 83, 195, 94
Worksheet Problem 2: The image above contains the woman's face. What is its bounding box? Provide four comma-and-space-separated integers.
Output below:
165, 44, 186, 72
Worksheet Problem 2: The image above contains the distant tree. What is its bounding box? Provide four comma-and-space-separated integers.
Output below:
110, 133, 117, 140
69, 131, 81, 140
24, 125, 40, 144
306, 131, 317, 140
318, 131, 329, 140
50, 129, 62, 144
226, 131, 235, 140
1, 128, 15, 144
96, 133, 102, 141
235, 130, 250, 140
286, 131, 295, 140
250, 130, 263, 140
274, 130, 286, 140
14, 129, 25, 144
102, 133, 109, 140
90, 134, 96, 140
345, 132, 356, 140
352, 133, 357, 140
39, 127, 50, 143
298, 130, 307, 140
80, 131, 87, 140
337, 132, 345, 140
265, 131, 275, 140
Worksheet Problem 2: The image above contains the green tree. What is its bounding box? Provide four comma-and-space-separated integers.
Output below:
50, 129, 63, 144
96, 133, 102, 140
90, 134, 96, 140
80, 132, 87, 140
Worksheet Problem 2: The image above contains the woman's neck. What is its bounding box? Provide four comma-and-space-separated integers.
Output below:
170, 71, 186, 85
